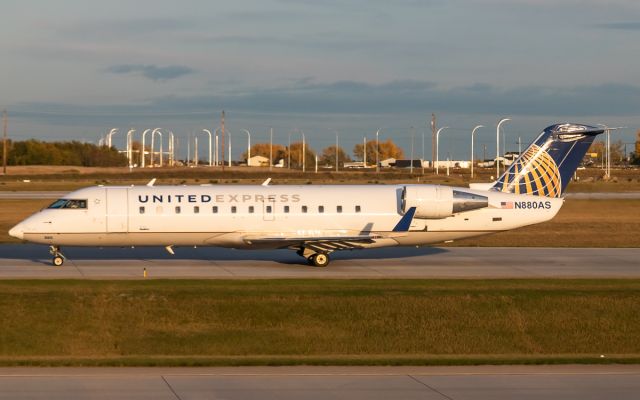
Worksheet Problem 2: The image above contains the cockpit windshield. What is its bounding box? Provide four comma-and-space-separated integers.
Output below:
47, 199, 87, 209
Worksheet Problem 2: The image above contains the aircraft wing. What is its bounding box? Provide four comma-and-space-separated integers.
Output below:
242, 207, 417, 251
244, 234, 379, 251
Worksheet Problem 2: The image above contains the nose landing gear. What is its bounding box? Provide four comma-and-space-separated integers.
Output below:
49, 245, 65, 266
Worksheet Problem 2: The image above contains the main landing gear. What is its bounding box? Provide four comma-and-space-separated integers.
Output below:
49, 245, 65, 266
308, 253, 330, 267
297, 248, 331, 267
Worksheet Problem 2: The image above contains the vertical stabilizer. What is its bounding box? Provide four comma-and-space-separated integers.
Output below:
492, 124, 603, 197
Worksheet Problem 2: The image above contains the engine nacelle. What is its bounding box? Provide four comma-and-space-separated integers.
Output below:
402, 186, 488, 219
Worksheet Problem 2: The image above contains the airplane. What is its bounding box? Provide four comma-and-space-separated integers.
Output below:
9, 123, 602, 267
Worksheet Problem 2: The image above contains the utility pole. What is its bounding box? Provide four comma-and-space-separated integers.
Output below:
2, 109, 7, 175
431, 113, 436, 172
221, 110, 225, 172
269, 128, 273, 171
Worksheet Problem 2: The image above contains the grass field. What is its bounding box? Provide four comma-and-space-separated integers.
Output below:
0, 279, 638, 366
1, 198, 638, 247
452, 199, 640, 247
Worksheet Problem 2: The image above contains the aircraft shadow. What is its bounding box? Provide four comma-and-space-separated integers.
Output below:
0, 244, 449, 265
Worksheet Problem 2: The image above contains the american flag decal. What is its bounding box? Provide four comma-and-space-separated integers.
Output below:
501, 201, 514, 209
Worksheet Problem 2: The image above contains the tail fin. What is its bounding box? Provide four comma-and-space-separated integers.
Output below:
492, 123, 603, 197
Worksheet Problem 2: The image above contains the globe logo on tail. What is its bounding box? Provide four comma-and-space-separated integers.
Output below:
494, 144, 562, 198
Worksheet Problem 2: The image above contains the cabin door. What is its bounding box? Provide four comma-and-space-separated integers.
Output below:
262, 197, 275, 221
106, 188, 129, 232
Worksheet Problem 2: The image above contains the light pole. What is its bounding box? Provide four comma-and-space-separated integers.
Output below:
157, 131, 163, 167
202, 129, 213, 166
363, 136, 367, 167
287, 129, 295, 169
241, 129, 251, 166
435, 126, 449, 175
421, 126, 425, 174
471, 125, 484, 179
140, 129, 152, 167
126, 129, 135, 168
329, 129, 339, 172
269, 128, 273, 171
194, 135, 199, 166
375, 128, 382, 173
496, 118, 511, 178
214, 127, 223, 166
150, 128, 161, 167
288, 129, 304, 170
106, 128, 118, 148
168, 131, 174, 166
227, 130, 232, 167
597, 123, 611, 179
597, 124, 626, 179
301, 130, 306, 172
410, 126, 415, 174
336, 131, 339, 172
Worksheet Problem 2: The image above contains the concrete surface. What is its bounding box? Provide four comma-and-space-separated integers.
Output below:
0, 245, 638, 279
0, 365, 638, 399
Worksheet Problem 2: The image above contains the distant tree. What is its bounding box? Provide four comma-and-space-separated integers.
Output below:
288, 141, 316, 170
353, 138, 404, 164
588, 139, 625, 166
319, 145, 352, 168
241, 143, 286, 164
632, 130, 640, 165
7, 139, 127, 167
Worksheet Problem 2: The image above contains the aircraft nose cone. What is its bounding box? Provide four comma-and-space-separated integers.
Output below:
9, 224, 24, 240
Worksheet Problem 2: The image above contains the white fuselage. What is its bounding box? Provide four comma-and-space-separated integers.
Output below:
10, 184, 563, 250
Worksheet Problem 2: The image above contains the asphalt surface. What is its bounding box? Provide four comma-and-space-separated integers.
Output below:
0, 365, 638, 399
0, 245, 638, 278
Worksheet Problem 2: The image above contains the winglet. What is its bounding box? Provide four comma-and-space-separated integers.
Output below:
393, 207, 416, 232
261, 178, 272, 186
146, 178, 156, 187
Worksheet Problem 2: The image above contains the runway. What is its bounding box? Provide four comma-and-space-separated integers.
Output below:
0, 365, 638, 399
0, 245, 638, 278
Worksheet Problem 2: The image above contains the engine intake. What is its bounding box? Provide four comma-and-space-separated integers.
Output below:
402, 186, 488, 219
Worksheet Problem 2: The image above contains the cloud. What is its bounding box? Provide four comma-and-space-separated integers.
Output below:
598, 21, 640, 30
55, 18, 193, 39
106, 64, 195, 81
11, 80, 640, 126
142, 80, 640, 117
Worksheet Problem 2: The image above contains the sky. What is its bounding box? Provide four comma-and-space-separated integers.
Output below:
1, 0, 640, 161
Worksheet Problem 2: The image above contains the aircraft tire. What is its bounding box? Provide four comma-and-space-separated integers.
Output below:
311, 253, 330, 267
52, 256, 64, 267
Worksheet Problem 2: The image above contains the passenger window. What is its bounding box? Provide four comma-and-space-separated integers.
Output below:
212, 206, 218, 213
194, 206, 200, 214
284, 205, 290, 213
249, 206, 254, 213
231, 206, 237, 214
318, 205, 324, 213
302, 205, 308, 213
175, 206, 181, 214
355, 205, 361, 213
139, 206, 145, 214
266, 205, 272, 213
337, 205, 342, 213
